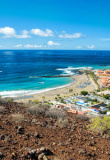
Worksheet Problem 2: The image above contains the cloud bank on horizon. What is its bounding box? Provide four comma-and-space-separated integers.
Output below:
0, 26, 94, 49
0, 0, 110, 50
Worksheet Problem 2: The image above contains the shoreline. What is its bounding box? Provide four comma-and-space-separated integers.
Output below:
14, 73, 95, 103
13, 77, 77, 100
0, 77, 75, 98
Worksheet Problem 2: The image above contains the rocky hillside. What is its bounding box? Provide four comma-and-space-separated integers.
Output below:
0, 100, 110, 160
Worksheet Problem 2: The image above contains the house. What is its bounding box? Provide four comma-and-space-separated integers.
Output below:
77, 97, 87, 103
91, 102, 108, 113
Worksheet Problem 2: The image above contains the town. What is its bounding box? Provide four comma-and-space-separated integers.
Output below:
50, 69, 110, 116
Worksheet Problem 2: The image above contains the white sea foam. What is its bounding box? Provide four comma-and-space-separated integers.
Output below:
0, 71, 2, 72
0, 80, 76, 98
29, 76, 39, 78
38, 82, 44, 84
56, 66, 93, 75
56, 67, 74, 75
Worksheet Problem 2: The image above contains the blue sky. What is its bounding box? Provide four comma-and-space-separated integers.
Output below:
0, 0, 110, 50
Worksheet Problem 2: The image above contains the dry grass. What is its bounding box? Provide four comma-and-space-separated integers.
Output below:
57, 118, 68, 128
28, 103, 50, 116
76, 114, 89, 121
45, 108, 66, 119
0, 98, 13, 104
0, 106, 4, 113
11, 113, 25, 123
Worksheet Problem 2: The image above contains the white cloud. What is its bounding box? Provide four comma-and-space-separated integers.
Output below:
59, 32, 86, 39
48, 41, 60, 46
31, 29, 54, 37
15, 30, 31, 38
24, 44, 43, 48
76, 46, 82, 49
87, 45, 95, 49
15, 44, 22, 47
0, 27, 30, 38
0, 27, 16, 38
100, 38, 110, 41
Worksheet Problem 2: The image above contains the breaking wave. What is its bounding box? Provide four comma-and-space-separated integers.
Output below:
0, 80, 76, 98
56, 66, 93, 75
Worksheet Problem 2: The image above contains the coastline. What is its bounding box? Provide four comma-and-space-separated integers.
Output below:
14, 73, 95, 103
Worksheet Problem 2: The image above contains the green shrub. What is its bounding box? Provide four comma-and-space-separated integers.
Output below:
87, 116, 110, 134
60, 98, 64, 103
69, 89, 73, 92
55, 97, 57, 100
108, 103, 110, 111
92, 99, 97, 102
103, 94, 109, 99
100, 111, 107, 114
80, 91, 88, 96
33, 99, 39, 104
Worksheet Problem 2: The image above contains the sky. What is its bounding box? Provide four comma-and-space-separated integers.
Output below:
0, 0, 110, 50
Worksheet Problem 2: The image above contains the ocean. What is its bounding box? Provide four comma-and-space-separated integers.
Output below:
0, 50, 110, 98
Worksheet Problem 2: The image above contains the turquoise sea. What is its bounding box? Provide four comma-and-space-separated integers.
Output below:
0, 50, 110, 97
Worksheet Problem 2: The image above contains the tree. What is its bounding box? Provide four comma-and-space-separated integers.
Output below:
103, 94, 109, 99
55, 97, 57, 100
92, 99, 97, 102
107, 103, 110, 111
80, 91, 88, 96
60, 98, 64, 103
91, 101, 94, 105
69, 89, 73, 92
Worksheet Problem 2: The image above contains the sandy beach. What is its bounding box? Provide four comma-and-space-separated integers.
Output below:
14, 73, 95, 104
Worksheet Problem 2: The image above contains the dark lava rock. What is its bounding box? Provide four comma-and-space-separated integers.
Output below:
0, 134, 5, 140
11, 152, 17, 159
79, 149, 86, 154
35, 132, 40, 138
0, 152, 4, 158
17, 126, 24, 134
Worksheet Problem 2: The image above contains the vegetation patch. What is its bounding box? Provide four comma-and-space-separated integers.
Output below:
56, 118, 68, 128
28, 103, 50, 116
76, 114, 89, 121
11, 113, 25, 123
80, 90, 88, 96
87, 116, 110, 134
45, 108, 66, 119
0, 106, 4, 113
103, 94, 109, 99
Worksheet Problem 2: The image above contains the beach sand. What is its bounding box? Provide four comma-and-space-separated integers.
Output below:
14, 73, 95, 103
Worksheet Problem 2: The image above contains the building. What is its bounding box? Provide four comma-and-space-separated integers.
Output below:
91, 102, 108, 113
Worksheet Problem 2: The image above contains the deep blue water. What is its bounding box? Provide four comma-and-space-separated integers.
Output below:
0, 50, 110, 97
